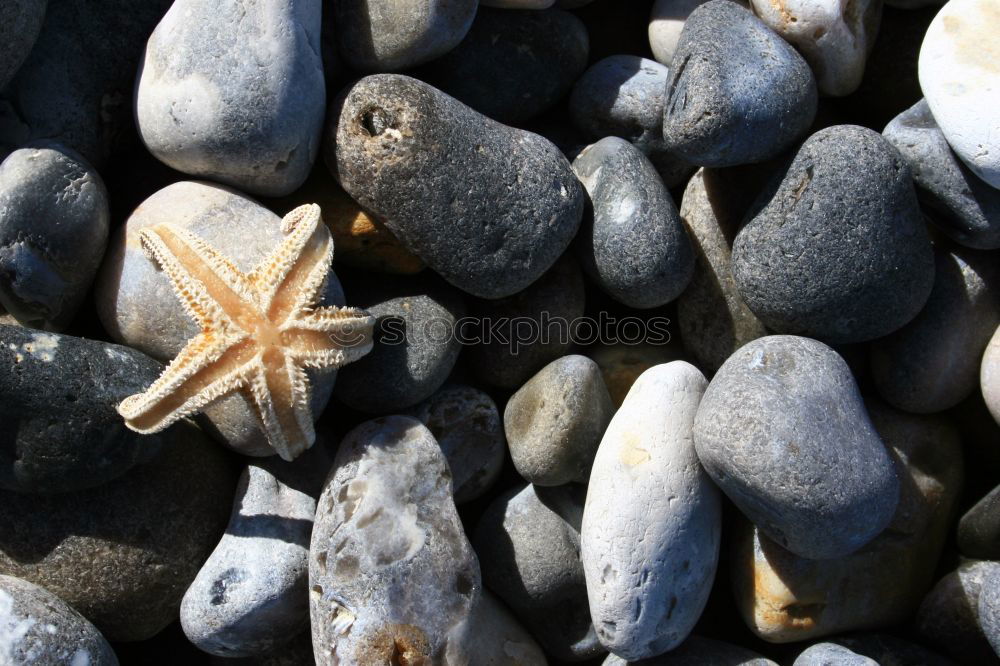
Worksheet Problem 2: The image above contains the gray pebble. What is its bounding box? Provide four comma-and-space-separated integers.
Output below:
832, 633, 956, 666
980, 567, 1000, 658
916, 560, 1000, 664
603, 635, 777, 664
985, 324, 1000, 425
794, 643, 877, 666
445, 590, 548, 665
0, 0, 46, 90
959, 483, 1000, 560
327, 74, 584, 299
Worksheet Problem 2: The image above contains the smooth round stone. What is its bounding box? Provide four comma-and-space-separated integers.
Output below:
417, 7, 589, 124
603, 635, 777, 665
95, 181, 342, 457
662, 0, 817, 167
884, 99, 1000, 249
794, 644, 877, 666
648, 0, 711, 66
831, 634, 955, 666
694, 336, 899, 560
984, 324, 1000, 424
980, 568, 1000, 658
407, 384, 505, 504
0, 423, 237, 641
309, 416, 480, 665
870, 248, 1000, 413
0, 326, 164, 494
918, 0, 1000, 189
334, 0, 476, 72
0, 0, 47, 90
445, 591, 548, 665
327, 74, 584, 300
916, 560, 1000, 664
582, 362, 721, 660
0, 574, 118, 666
135, 0, 324, 197
504, 355, 614, 486
473, 484, 603, 661
0, 142, 109, 331
733, 125, 935, 344
959, 482, 1000, 559
572, 137, 694, 309
588, 343, 685, 407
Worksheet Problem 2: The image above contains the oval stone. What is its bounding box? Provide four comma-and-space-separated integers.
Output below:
983, 324, 1000, 425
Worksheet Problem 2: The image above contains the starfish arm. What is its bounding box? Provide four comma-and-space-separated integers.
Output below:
246, 354, 317, 461
283, 328, 374, 370
286, 306, 375, 366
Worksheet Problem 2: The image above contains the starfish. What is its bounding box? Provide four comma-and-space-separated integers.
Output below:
117, 203, 375, 461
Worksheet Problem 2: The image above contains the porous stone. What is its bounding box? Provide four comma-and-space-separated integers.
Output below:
980, 567, 1000, 658
884, 99, 1000, 249
732, 125, 935, 344
135, 0, 325, 197
870, 248, 1000, 413
444, 591, 548, 665
95, 181, 342, 457
794, 643, 877, 666
582, 361, 721, 660
916, 560, 1000, 664
0, 0, 47, 90
0, 574, 118, 666
0, 142, 109, 331
309, 416, 480, 664
572, 137, 694, 309
983, 325, 1000, 425
473, 484, 602, 661
648, 0, 711, 66
327, 74, 584, 299
0, 423, 237, 641
662, 0, 817, 167
504, 355, 614, 486
408, 384, 505, 504
602, 635, 777, 665
918, 0, 1000, 189
587, 343, 684, 408
694, 336, 899, 560
959, 482, 1000, 559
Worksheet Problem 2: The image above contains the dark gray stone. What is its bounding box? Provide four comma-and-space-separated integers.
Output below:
794, 643, 877, 666
832, 633, 955, 666
916, 560, 1000, 664
884, 99, 1000, 250
0, 0, 46, 90
959, 484, 1000, 560
662, 0, 817, 167
601, 635, 777, 665
572, 137, 694, 309
733, 125, 935, 344
0, 143, 109, 331
0, 325, 164, 494
693, 335, 899, 560
980, 567, 1000, 658
327, 74, 584, 299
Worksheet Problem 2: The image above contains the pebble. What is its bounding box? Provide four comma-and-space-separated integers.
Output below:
662, 0, 817, 167
918, 0, 1000, 189
959, 482, 1000, 559
732, 125, 935, 344
793, 643, 878, 666
587, 343, 685, 408
0, 325, 164, 494
0, 142, 109, 331
327, 73, 584, 299
309, 416, 480, 664
0, 0, 47, 90
582, 361, 721, 660
603, 635, 777, 664
135, 0, 325, 197
694, 336, 899, 560
504, 355, 614, 486
648, 0, 711, 66
334, 0, 476, 72
916, 560, 1000, 664
407, 384, 505, 504
481, 0, 554, 6
831, 633, 955, 666
0, 574, 118, 666
473, 483, 602, 661
572, 137, 694, 309
445, 590, 548, 665
95, 181, 342, 457
417, 7, 589, 124
333, 272, 464, 413
980, 567, 1000, 658
0, 422, 236, 641
885, 100, 1000, 250
985, 324, 1000, 424
870, 248, 1000, 413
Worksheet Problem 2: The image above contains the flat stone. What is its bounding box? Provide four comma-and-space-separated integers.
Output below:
980, 567, 1000, 658
793, 643, 877, 666
694, 335, 899, 560
327, 74, 584, 299
0, 0, 46, 90
602, 635, 777, 664
587, 343, 684, 408
0, 142, 109, 331
959, 482, 1000, 559
582, 361, 721, 660
648, 0, 711, 66
662, 0, 817, 167
445, 591, 548, 665
916, 560, 1000, 664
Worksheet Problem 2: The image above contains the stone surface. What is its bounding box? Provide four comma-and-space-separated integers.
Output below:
959, 482, 1000, 559
588, 343, 683, 408
870, 248, 1000, 413
694, 335, 899, 560
582, 362, 721, 660
504, 355, 614, 486
732, 125, 935, 344
984, 324, 1000, 424
135, 0, 325, 197
0, 423, 237, 641
327, 74, 584, 299
334, 0, 476, 72
0, 0, 47, 91
0, 325, 164, 494
0, 142, 109, 331
916, 560, 1000, 664
444, 590, 549, 665
980, 567, 1000, 658
793, 643, 877, 666
602, 635, 777, 664
572, 137, 694, 309
918, 0, 1000, 189
482, 0, 554, 6
309, 416, 480, 664
0, 574, 118, 666
884, 99, 1000, 249
473, 483, 602, 661
830, 633, 956, 666
95, 181, 343, 457
662, 0, 817, 167
408, 384, 505, 504
648, 0, 711, 66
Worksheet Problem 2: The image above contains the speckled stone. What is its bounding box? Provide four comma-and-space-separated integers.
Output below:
0, 142, 109, 331
794, 643, 877, 666
916, 560, 1000, 664
694, 336, 899, 560
602, 635, 777, 665
980, 567, 1000, 658
587, 343, 684, 408
959, 483, 1000, 559
327, 74, 584, 299
983, 325, 1000, 425
445, 591, 548, 665
662, 0, 817, 167
0, 0, 47, 90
